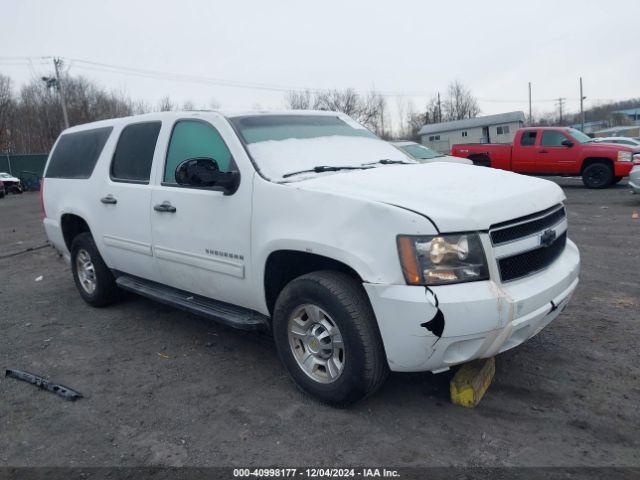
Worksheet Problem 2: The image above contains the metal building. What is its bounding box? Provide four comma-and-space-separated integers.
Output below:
418, 111, 526, 153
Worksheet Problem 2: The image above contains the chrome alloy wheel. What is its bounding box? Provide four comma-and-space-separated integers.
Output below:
287, 304, 345, 384
76, 249, 97, 294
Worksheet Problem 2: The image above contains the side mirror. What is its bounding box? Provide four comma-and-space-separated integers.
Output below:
561, 139, 574, 148
175, 157, 239, 195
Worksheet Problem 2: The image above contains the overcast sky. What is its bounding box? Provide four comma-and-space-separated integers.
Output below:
1, 0, 639, 129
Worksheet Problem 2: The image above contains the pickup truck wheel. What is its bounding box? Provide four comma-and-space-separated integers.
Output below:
272, 271, 388, 406
71, 232, 120, 307
582, 163, 613, 188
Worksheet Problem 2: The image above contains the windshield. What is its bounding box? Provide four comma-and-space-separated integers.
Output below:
398, 143, 442, 160
565, 128, 592, 144
230, 114, 413, 181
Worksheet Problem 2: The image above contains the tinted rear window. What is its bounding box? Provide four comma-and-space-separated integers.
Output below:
111, 122, 161, 183
46, 127, 113, 179
520, 131, 537, 147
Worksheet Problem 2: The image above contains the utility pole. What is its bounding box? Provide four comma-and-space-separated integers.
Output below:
579, 77, 586, 132
556, 97, 566, 125
53, 58, 70, 129
437, 92, 442, 123
528, 82, 532, 125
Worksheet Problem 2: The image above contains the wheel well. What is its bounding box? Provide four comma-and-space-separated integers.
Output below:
264, 250, 362, 315
61, 214, 90, 251
581, 157, 613, 173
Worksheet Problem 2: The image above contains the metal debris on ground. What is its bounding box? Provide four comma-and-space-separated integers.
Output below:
450, 357, 496, 408
5, 368, 83, 401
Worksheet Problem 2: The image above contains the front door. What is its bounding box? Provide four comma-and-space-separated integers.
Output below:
98, 121, 161, 281
150, 118, 252, 307
536, 130, 576, 174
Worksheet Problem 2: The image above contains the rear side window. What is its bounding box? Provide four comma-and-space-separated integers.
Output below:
46, 127, 112, 179
520, 131, 537, 147
111, 122, 161, 183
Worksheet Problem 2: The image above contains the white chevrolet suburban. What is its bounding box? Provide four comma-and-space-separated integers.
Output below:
42, 110, 580, 405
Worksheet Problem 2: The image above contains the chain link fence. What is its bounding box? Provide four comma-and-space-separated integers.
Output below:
0, 153, 49, 191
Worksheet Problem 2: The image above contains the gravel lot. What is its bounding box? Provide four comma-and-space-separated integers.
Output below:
1, 179, 639, 468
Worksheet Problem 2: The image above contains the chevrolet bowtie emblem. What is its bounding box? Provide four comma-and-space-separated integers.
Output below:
540, 229, 557, 247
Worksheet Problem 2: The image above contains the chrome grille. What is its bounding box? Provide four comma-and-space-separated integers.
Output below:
490, 204, 568, 282
491, 205, 566, 245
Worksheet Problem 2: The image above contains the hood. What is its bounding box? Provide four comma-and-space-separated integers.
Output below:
293, 163, 565, 232
0, 174, 19, 182
420, 155, 473, 165
583, 142, 637, 154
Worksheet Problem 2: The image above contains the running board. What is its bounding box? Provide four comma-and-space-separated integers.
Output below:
115, 275, 270, 331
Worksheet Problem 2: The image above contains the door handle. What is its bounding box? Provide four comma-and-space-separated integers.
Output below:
153, 201, 176, 213
100, 194, 117, 204
538, 150, 549, 154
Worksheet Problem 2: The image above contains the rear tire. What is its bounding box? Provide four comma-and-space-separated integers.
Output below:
70, 232, 120, 307
582, 163, 613, 188
470, 155, 491, 167
272, 271, 388, 406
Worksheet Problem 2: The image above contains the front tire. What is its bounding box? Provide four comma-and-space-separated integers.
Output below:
70, 232, 120, 307
582, 163, 613, 188
272, 271, 388, 406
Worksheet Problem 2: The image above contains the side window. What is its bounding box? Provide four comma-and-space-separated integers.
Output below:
164, 120, 233, 185
497, 126, 504, 135
520, 131, 537, 146
503, 125, 510, 134
541, 131, 568, 147
46, 127, 113, 179
111, 122, 161, 183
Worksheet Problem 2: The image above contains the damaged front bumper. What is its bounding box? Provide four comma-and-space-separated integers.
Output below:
364, 239, 580, 373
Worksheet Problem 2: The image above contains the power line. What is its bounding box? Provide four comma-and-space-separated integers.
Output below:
0, 55, 635, 107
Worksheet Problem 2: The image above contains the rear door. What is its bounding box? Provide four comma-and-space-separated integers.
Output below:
511, 129, 539, 173
150, 117, 252, 307
536, 130, 576, 174
98, 121, 161, 281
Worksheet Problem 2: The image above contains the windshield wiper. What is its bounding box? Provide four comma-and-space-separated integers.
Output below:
362, 159, 413, 166
282, 165, 372, 179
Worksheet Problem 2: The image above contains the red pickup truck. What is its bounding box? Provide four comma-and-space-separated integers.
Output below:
451, 127, 640, 188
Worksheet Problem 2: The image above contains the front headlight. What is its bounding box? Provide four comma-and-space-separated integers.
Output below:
617, 151, 632, 162
397, 233, 489, 286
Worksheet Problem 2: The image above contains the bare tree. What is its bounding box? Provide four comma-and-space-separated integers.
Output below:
0, 74, 13, 150
158, 95, 175, 112
285, 90, 313, 110
442, 80, 480, 121
423, 96, 442, 125
394, 99, 428, 141
284, 88, 388, 136
1, 72, 138, 152
182, 100, 195, 110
